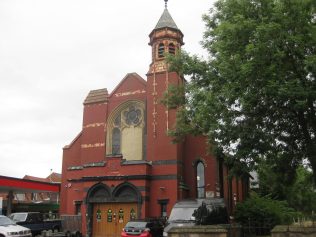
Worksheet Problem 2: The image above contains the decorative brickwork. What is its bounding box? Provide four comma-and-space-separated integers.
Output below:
60, 4, 248, 237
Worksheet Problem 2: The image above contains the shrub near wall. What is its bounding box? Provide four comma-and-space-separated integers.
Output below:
234, 194, 299, 235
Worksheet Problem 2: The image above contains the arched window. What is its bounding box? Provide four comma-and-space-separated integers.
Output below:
112, 127, 121, 155
106, 101, 145, 160
158, 43, 165, 58
168, 43, 176, 55
196, 162, 205, 198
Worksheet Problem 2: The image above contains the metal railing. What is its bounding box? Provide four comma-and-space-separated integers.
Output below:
291, 214, 316, 227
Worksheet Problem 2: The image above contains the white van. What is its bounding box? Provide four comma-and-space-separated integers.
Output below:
0, 215, 31, 237
163, 198, 227, 237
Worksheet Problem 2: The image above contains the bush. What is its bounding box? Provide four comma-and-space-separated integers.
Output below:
193, 202, 229, 225
234, 193, 300, 234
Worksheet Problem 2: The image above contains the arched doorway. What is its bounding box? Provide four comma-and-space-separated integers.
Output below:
86, 182, 141, 237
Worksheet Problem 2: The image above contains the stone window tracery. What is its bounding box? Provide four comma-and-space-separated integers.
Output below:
106, 101, 145, 160
114, 114, 121, 127
124, 106, 141, 126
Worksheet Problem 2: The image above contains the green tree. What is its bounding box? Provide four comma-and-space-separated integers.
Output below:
234, 193, 298, 234
288, 166, 316, 213
256, 160, 316, 213
165, 0, 316, 181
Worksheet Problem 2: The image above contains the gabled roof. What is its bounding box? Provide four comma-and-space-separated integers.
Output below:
154, 8, 178, 31
46, 172, 61, 183
109, 73, 146, 97
23, 173, 61, 183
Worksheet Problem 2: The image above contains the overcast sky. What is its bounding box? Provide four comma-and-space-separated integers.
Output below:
0, 0, 214, 179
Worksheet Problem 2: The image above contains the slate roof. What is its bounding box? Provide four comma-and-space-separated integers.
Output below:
154, 8, 178, 31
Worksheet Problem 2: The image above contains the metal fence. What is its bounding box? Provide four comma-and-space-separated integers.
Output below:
240, 218, 273, 236
221, 219, 273, 237
232, 215, 316, 237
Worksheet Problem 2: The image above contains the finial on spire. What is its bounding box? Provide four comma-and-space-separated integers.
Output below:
164, 0, 168, 9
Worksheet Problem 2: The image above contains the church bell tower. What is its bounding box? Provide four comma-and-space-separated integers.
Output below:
146, 0, 187, 208
148, 0, 184, 74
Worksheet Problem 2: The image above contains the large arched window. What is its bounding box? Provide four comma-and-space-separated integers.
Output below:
196, 162, 205, 198
106, 101, 145, 160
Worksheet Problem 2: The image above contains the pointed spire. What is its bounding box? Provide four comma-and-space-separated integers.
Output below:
164, 0, 168, 9
154, 4, 178, 30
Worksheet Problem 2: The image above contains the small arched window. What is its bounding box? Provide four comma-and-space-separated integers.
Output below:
196, 162, 205, 198
112, 127, 121, 155
168, 43, 176, 55
158, 43, 165, 58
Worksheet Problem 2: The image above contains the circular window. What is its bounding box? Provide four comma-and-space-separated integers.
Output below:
124, 106, 142, 125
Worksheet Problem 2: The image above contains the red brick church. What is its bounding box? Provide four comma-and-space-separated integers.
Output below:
60, 2, 249, 237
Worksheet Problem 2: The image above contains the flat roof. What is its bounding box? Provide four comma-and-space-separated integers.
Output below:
0, 175, 60, 193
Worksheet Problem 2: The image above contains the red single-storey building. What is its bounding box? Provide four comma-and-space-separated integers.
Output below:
0, 175, 60, 215
60, 3, 249, 237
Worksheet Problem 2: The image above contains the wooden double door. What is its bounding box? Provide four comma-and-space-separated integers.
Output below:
92, 203, 138, 237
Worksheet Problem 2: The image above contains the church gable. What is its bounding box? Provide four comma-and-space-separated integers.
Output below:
109, 73, 146, 99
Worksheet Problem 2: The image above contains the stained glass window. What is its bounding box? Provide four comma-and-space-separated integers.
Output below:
112, 128, 121, 155
114, 114, 121, 126
124, 106, 141, 125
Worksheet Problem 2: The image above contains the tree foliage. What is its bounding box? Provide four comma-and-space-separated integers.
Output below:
165, 0, 316, 180
193, 202, 229, 225
234, 193, 299, 234
257, 163, 316, 213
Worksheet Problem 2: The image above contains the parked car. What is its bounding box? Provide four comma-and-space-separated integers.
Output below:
121, 219, 164, 237
0, 215, 32, 237
9, 212, 61, 236
163, 198, 227, 237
